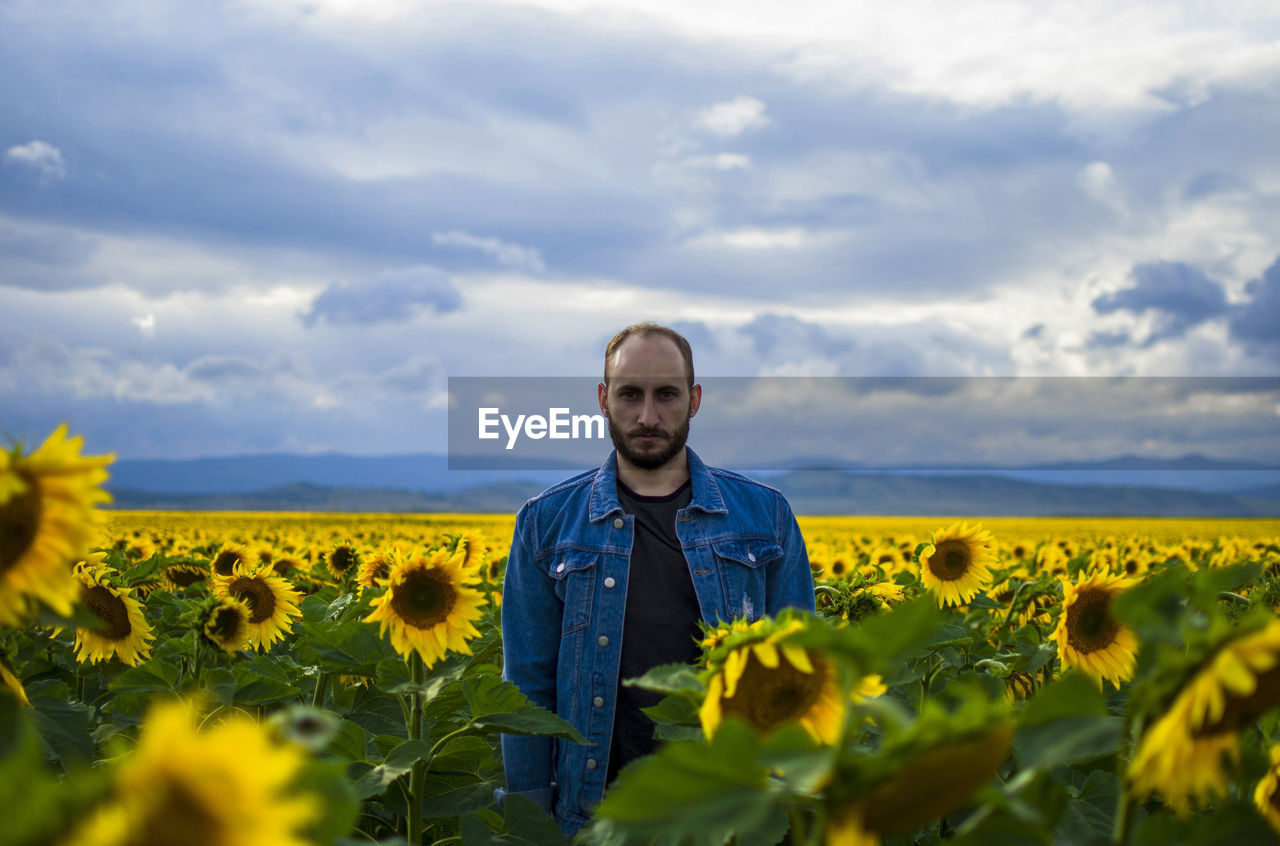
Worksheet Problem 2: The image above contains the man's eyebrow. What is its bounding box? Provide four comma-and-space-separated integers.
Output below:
611, 378, 685, 391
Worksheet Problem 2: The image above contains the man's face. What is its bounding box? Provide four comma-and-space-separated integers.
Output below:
598, 334, 701, 471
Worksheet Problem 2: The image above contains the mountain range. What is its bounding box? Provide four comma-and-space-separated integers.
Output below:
104, 453, 1280, 516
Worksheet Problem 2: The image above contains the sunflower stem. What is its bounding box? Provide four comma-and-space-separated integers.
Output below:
1112, 717, 1143, 845
407, 654, 427, 846
312, 672, 328, 708
787, 803, 807, 845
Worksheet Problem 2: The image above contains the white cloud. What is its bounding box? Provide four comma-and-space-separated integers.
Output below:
1077, 161, 1126, 213
687, 153, 751, 170
132, 312, 156, 339
431, 230, 547, 272
5, 140, 67, 180
687, 227, 844, 249
698, 96, 769, 137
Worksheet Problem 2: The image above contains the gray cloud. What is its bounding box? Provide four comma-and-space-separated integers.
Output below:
300, 266, 461, 327
1092, 262, 1228, 344
740, 313, 852, 358
1229, 256, 1280, 353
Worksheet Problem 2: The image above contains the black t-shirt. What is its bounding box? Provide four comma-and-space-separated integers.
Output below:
608, 478, 702, 785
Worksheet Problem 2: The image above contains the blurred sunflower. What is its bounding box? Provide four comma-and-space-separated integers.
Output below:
917, 521, 996, 607
201, 596, 253, 653
65, 698, 316, 846
1, 655, 30, 707
1005, 671, 1043, 703
212, 565, 302, 651
356, 549, 395, 591
1255, 745, 1280, 835
0, 424, 114, 627
699, 618, 876, 746
163, 562, 209, 592
824, 711, 1013, 846
1053, 570, 1138, 687
1129, 619, 1280, 815
73, 566, 154, 666
210, 543, 248, 578
363, 548, 486, 667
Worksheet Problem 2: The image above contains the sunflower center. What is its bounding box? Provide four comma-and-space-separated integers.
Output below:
167, 567, 206, 587
928, 541, 971, 581
1066, 588, 1117, 653
0, 473, 41, 575
722, 651, 826, 733
133, 780, 223, 846
1199, 663, 1280, 737
330, 546, 357, 575
390, 569, 457, 629
228, 576, 276, 624
208, 607, 243, 641
81, 584, 133, 640
212, 550, 242, 576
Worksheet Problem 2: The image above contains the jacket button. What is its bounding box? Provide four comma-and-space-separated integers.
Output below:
586, 758, 598, 770
593, 696, 604, 707
603, 577, 616, 588
556, 562, 565, 573
598, 636, 610, 647
747, 552, 756, 563
613, 517, 624, 529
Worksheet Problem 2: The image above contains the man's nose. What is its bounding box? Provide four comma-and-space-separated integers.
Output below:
637, 395, 659, 426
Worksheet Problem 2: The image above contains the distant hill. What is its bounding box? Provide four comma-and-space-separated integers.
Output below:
106, 452, 1280, 498
107, 472, 1280, 517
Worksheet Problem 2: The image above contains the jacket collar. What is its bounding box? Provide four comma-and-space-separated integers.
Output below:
588, 447, 728, 522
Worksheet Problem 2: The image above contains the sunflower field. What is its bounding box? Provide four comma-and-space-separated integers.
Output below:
4, 427, 1280, 845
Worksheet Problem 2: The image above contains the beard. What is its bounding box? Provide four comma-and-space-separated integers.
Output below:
608, 415, 690, 470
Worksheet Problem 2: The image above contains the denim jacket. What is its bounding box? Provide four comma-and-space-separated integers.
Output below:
499, 447, 815, 834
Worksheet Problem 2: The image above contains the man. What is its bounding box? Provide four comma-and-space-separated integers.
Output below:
499, 322, 815, 835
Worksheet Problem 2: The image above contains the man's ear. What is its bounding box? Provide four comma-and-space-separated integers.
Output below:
598, 381, 609, 417
688, 384, 702, 418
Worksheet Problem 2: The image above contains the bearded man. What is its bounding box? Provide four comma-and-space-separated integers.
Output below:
498, 322, 815, 835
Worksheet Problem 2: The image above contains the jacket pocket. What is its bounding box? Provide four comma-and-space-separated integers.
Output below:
712, 540, 783, 621
547, 550, 599, 634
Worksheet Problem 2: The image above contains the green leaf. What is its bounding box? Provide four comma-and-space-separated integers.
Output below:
231, 664, 300, 706
298, 757, 361, 844
461, 676, 586, 743
421, 780, 501, 819
1015, 673, 1120, 769
594, 721, 775, 842
296, 616, 393, 677
854, 597, 943, 664
29, 692, 95, 769
353, 738, 431, 799
1053, 770, 1117, 844
624, 663, 704, 697
1019, 672, 1107, 725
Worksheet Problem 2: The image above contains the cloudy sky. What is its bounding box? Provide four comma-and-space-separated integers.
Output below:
3, 0, 1279, 460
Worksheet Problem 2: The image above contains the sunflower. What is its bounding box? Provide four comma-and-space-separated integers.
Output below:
824, 722, 1014, 845
363, 548, 486, 667
212, 564, 302, 651
1052, 570, 1138, 687
1129, 619, 1280, 815
201, 596, 253, 654
64, 698, 316, 846
0, 424, 114, 627
917, 521, 995, 607
74, 567, 155, 667
700, 619, 873, 746
356, 550, 395, 592
326, 543, 360, 581
1, 656, 30, 707
162, 563, 209, 592
210, 543, 248, 578
1256, 745, 1280, 835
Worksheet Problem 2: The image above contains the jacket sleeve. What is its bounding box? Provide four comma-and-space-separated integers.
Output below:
499, 504, 562, 808
767, 493, 816, 615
